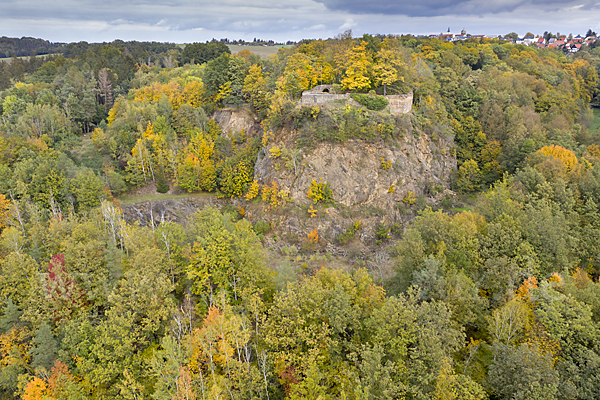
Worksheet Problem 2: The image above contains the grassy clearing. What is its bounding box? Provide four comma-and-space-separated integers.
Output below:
591, 108, 600, 134
177, 43, 291, 58
0, 53, 61, 63
117, 192, 213, 206
227, 45, 291, 58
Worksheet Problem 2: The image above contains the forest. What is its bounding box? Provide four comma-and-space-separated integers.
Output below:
0, 33, 600, 399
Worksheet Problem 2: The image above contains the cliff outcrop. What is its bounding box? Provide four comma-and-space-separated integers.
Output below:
254, 119, 456, 213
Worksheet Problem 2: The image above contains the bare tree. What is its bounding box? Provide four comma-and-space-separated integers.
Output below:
98, 68, 113, 114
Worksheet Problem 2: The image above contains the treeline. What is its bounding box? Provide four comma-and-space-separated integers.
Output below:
0, 37, 64, 59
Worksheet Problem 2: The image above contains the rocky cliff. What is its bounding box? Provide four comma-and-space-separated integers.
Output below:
121, 106, 456, 249
254, 120, 456, 212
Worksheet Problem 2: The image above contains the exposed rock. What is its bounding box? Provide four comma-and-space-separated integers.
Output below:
121, 197, 225, 226
212, 107, 261, 136
121, 108, 455, 249
254, 125, 456, 214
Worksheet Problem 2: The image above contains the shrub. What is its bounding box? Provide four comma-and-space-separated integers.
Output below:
306, 179, 333, 204
381, 158, 393, 170
253, 220, 271, 235
336, 220, 362, 245
402, 191, 416, 205
376, 224, 390, 241
350, 93, 389, 111
155, 173, 169, 193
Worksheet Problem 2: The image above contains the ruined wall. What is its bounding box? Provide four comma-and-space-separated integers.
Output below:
386, 93, 413, 114
299, 89, 413, 114
299, 93, 349, 105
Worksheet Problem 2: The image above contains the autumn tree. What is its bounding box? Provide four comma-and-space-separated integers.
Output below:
340, 41, 373, 92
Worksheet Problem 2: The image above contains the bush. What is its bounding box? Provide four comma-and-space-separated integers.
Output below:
296, 106, 404, 148
105, 170, 127, 195
155, 173, 169, 193
350, 93, 389, 111
306, 179, 333, 204
375, 224, 390, 241
336, 220, 362, 245
253, 220, 271, 235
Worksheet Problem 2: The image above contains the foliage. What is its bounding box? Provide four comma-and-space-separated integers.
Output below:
2, 31, 600, 400
306, 179, 333, 204
180, 42, 231, 65
350, 93, 389, 111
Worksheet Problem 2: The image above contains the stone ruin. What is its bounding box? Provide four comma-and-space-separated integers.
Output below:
299, 84, 413, 114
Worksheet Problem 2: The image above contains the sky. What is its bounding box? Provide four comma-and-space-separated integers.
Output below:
1, 0, 600, 44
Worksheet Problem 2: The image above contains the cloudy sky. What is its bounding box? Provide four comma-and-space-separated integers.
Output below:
2, 0, 599, 43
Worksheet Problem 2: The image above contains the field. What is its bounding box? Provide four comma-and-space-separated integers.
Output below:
177, 43, 291, 58
227, 44, 291, 58
0, 53, 59, 63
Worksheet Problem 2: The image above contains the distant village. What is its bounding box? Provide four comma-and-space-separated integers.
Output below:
422, 29, 599, 53
215, 30, 600, 53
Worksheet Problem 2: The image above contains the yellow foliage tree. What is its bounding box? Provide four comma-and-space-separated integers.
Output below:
340, 41, 373, 92
284, 53, 314, 92
373, 48, 403, 95
134, 81, 185, 109
22, 377, 47, 400
0, 193, 10, 232
183, 80, 204, 108
536, 145, 578, 172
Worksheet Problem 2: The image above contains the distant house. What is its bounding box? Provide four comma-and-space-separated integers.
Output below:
537, 38, 546, 48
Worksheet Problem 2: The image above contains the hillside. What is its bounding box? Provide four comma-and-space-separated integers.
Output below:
1, 34, 600, 400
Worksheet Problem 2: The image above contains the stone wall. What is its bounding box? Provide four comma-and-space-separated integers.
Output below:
299, 87, 413, 114
386, 93, 413, 114
299, 93, 349, 105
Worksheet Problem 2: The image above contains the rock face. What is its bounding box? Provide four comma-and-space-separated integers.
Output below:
212, 107, 261, 136
120, 108, 456, 245
121, 197, 225, 226
254, 126, 455, 211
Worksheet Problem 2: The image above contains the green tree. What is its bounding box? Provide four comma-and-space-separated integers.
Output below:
30, 322, 58, 371
70, 169, 108, 210
181, 42, 231, 65
488, 343, 559, 400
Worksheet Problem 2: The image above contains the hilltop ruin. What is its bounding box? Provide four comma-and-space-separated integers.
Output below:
299, 84, 413, 114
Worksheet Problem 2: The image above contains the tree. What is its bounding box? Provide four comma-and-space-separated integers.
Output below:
488, 343, 559, 400
187, 207, 273, 310
70, 169, 108, 210
373, 48, 403, 95
43, 254, 87, 324
340, 41, 373, 92
30, 321, 58, 372
0, 194, 9, 232
456, 159, 482, 193
265, 268, 384, 396
97, 68, 113, 114
181, 42, 231, 65
22, 377, 47, 400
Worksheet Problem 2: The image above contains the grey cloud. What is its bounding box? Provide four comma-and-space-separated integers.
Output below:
312, 0, 599, 17
1, 0, 598, 43
0, 0, 319, 32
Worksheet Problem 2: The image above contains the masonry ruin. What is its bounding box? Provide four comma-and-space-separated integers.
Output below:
299, 85, 413, 114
